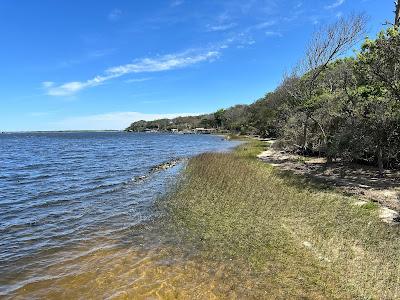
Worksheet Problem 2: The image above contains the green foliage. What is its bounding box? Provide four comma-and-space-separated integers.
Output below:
276, 27, 400, 169
125, 27, 400, 170
213, 109, 226, 128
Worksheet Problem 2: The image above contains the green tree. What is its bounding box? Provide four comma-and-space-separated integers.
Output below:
355, 27, 400, 174
283, 14, 367, 153
213, 109, 226, 129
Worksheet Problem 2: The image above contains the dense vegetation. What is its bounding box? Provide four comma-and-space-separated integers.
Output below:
126, 16, 400, 173
163, 140, 400, 298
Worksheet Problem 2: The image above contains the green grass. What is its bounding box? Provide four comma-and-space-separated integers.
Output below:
360, 201, 379, 210
163, 140, 400, 299
233, 138, 267, 159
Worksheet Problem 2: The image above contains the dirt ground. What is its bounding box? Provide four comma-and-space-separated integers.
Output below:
257, 140, 400, 222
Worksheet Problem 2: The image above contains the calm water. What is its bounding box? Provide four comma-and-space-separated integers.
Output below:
0, 132, 240, 298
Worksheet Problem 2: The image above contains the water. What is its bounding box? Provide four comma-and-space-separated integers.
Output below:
0, 132, 240, 298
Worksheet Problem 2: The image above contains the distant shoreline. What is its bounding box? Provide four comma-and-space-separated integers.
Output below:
1, 130, 122, 134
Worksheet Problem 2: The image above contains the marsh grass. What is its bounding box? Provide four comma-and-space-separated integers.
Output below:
163, 140, 400, 299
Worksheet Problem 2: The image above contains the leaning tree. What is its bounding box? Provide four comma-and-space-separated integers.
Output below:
282, 14, 367, 154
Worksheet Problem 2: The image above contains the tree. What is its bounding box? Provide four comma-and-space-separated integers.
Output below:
247, 96, 278, 137
223, 105, 250, 133
305, 59, 358, 162
213, 109, 226, 129
357, 28, 400, 102
283, 14, 367, 153
355, 27, 400, 174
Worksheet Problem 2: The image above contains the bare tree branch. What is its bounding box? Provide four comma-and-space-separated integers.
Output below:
304, 14, 367, 84
280, 14, 367, 152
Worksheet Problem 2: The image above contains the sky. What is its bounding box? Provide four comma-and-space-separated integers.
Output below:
0, 0, 394, 131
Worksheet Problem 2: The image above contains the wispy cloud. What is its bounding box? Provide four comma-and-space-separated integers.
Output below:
207, 22, 237, 32
205, 11, 238, 32
108, 9, 122, 21
52, 111, 202, 130
252, 20, 276, 30
265, 31, 283, 37
325, 0, 345, 9
107, 50, 219, 74
125, 77, 153, 83
43, 50, 219, 96
42, 78, 107, 96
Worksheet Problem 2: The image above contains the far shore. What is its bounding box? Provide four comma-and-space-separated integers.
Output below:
1, 130, 123, 133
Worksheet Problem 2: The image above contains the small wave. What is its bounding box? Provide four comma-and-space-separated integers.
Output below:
132, 158, 187, 183
60, 155, 86, 160
29, 174, 52, 180
19, 197, 80, 212
19, 163, 51, 171
85, 181, 121, 192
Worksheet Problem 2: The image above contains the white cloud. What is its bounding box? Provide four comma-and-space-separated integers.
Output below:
43, 75, 111, 96
265, 31, 282, 37
207, 23, 237, 32
253, 20, 276, 30
52, 111, 202, 130
107, 50, 219, 74
43, 50, 220, 96
125, 77, 153, 83
108, 9, 122, 21
325, 0, 345, 9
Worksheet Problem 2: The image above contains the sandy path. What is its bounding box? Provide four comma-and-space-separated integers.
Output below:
257, 140, 400, 223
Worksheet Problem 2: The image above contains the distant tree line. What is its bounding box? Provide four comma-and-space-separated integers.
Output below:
126, 8, 400, 173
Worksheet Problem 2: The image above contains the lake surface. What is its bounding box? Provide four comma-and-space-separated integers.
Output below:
0, 132, 240, 298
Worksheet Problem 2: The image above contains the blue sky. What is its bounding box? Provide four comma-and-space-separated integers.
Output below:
0, 0, 394, 131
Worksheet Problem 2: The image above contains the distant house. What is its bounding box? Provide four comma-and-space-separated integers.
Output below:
171, 128, 179, 133
194, 128, 216, 134
144, 128, 158, 133
181, 130, 194, 134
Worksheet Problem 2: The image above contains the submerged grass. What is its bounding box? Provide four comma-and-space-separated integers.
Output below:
164, 140, 400, 299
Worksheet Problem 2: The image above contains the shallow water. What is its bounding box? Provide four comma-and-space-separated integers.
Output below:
0, 132, 240, 298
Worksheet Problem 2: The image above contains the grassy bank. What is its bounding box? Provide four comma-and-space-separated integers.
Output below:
164, 140, 400, 299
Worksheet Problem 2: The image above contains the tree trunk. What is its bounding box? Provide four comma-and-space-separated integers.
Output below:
302, 117, 308, 152
377, 145, 384, 177
396, 1, 400, 27
326, 138, 333, 164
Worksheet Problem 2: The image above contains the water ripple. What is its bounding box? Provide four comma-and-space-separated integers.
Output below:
0, 132, 240, 297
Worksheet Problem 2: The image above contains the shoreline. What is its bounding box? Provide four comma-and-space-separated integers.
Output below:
0, 130, 122, 133
257, 140, 400, 224
163, 139, 400, 298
